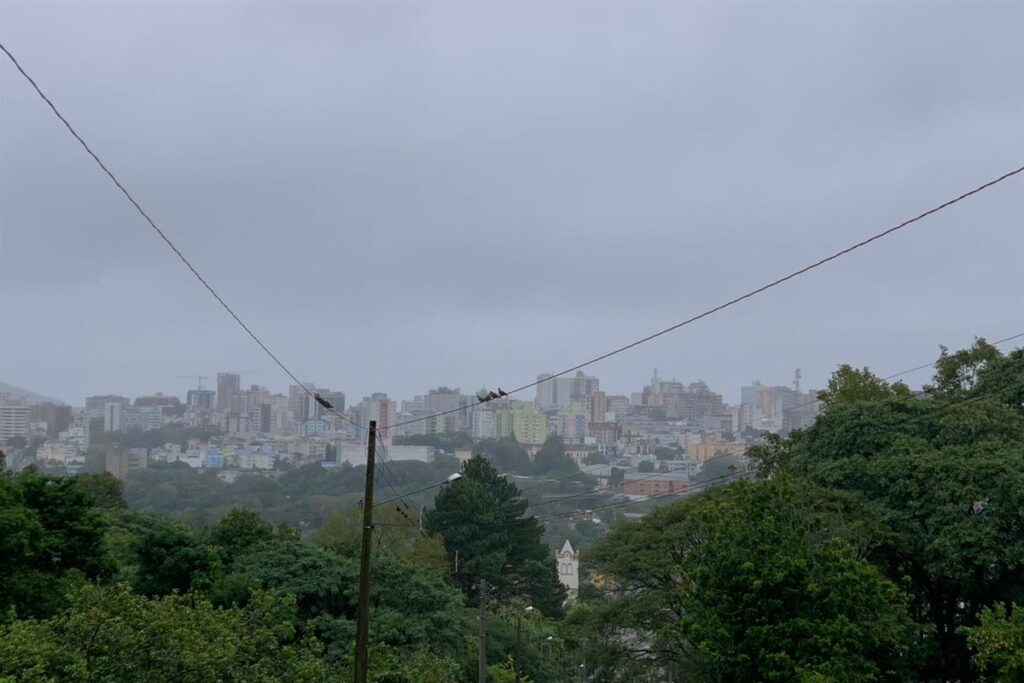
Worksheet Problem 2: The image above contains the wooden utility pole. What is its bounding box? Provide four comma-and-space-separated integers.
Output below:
477, 579, 487, 683
353, 420, 377, 683
514, 610, 523, 683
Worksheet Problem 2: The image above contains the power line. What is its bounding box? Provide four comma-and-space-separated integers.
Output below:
373, 330, 1024, 506
534, 469, 754, 524
757, 331, 1024, 424
0, 42, 365, 433
372, 378, 1020, 530
379, 168, 1023, 433
524, 468, 680, 512
7, 40, 1021, 452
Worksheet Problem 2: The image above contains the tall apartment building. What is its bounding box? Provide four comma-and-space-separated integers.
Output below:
288, 383, 318, 423
739, 381, 818, 434
589, 391, 608, 424
105, 446, 148, 481
424, 387, 468, 434
0, 397, 31, 441
103, 401, 125, 432
30, 402, 72, 437
536, 371, 599, 411
186, 389, 215, 410
496, 401, 548, 445
216, 373, 241, 413
85, 395, 129, 412
356, 393, 397, 437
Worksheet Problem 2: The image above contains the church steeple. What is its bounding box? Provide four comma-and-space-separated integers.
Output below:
557, 539, 579, 602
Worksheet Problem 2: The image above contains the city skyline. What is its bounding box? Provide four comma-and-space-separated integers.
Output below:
2, 3, 1021, 411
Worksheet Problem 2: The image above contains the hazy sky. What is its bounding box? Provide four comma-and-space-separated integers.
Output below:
2, 1, 1022, 407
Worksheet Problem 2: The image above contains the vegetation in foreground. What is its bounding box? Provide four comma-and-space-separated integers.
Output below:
1, 340, 1022, 681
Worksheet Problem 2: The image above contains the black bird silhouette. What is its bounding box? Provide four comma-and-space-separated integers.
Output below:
314, 393, 333, 410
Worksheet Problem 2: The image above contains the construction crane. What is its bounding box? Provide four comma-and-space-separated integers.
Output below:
172, 374, 208, 390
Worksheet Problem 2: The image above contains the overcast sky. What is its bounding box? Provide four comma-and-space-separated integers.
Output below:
1, 1, 1021, 407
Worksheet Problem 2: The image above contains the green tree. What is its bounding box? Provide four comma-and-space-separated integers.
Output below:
476, 438, 532, 474
961, 603, 1024, 682
425, 456, 565, 616
532, 436, 577, 476
315, 505, 447, 573
637, 460, 654, 473
653, 447, 677, 461
134, 523, 219, 596
816, 364, 912, 409
208, 508, 275, 564
755, 342, 1024, 680
0, 469, 110, 619
74, 473, 126, 509
584, 478, 914, 682
0, 582, 331, 682
235, 538, 465, 667
930, 338, 1003, 398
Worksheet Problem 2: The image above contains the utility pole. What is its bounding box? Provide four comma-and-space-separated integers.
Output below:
353, 420, 377, 683
477, 579, 487, 683
514, 609, 523, 683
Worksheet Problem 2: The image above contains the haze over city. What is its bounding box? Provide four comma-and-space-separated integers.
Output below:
2, 2, 1021, 406
2, 3, 1024, 682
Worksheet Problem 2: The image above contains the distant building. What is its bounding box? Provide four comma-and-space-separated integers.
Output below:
201, 447, 224, 469
356, 393, 397, 438
320, 390, 346, 415
30, 402, 72, 437
588, 421, 621, 448
288, 383, 319, 423
186, 389, 215, 410
103, 401, 125, 432
622, 472, 689, 497
216, 373, 241, 413
85, 395, 129, 412
688, 440, 747, 464
298, 419, 331, 437
739, 380, 818, 435
495, 401, 548, 445
536, 371, 599, 412
470, 408, 496, 440
105, 446, 148, 481
135, 393, 181, 408
334, 443, 432, 466
123, 405, 163, 432
424, 387, 470, 434
565, 443, 599, 467
0, 397, 31, 441
606, 395, 631, 420
37, 441, 80, 466
556, 540, 580, 602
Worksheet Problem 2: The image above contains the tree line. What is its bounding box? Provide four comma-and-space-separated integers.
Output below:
569, 340, 1024, 681
2, 340, 1022, 681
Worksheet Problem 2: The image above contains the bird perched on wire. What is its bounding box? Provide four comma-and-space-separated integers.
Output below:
477, 389, 503, 403
497, 388, 509, 398
314, 393, 333, 410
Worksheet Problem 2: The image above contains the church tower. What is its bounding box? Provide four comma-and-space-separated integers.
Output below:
557, 539, 580, 602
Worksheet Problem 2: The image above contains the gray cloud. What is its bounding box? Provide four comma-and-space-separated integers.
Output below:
2, 1, 1022, 405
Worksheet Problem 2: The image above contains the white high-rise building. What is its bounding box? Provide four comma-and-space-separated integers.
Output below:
104, 401, 124, 432
0, 398, 31, 441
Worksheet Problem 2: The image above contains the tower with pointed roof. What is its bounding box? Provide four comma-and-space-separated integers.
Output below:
556, 539, 580, 602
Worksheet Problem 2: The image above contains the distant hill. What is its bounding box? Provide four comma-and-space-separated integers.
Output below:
0, 382, 66, 405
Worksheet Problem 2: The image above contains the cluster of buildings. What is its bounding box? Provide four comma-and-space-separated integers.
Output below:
1, 368, 819, 484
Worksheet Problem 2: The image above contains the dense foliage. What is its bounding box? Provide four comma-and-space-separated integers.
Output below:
570, 341, 1024, 681
425, 455, 567, 617
2, 340, 1020, 681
